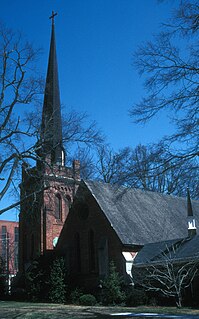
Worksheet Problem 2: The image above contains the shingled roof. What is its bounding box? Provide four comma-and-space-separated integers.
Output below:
133, 235, 199, 266
82, 180, 199, 246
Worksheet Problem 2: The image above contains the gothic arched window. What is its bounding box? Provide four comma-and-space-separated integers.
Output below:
55, 194, 62, 220
74, 232, 81, 273
31, 234, 34, 260
88, 229, 96, 272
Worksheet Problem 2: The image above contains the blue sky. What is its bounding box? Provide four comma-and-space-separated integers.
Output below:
0, 0, 177, 220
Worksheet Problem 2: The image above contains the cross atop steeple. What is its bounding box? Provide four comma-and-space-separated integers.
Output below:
49, 11, 57, 25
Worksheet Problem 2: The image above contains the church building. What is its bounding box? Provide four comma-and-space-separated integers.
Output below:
18, 14, 199, 293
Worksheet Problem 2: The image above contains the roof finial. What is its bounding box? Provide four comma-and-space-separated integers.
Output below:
187, 187, 193, 217
49, 11, 58, 25
187, 187, 197, 237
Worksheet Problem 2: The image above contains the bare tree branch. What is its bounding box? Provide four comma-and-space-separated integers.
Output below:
130, 1, 199, 163
132, 241, 199, 307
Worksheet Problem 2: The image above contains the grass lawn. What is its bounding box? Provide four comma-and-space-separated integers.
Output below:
0, 302, 199, 319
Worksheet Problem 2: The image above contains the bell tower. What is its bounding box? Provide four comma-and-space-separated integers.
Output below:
19, 13, 80, 272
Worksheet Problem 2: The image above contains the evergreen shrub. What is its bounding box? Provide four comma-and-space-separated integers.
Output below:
79, 294, 97, 306
48, 257, 67, 304
70, 288, 83, 304
125, 287, 148, 306
102, 261, 125, 305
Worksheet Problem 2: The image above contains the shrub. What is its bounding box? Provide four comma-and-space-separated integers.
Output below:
70, 288, 84, 304
102, 261, 125, 305
0, 275, 6, 299
79, 294, 97, 306
25, 260, 44, 302
148, 297, 158, 306
25, 256, 68, 303
125, 287, 148, 307
48, 257, 67, 304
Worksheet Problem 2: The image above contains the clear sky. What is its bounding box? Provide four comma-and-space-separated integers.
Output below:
0, 0, 177, 220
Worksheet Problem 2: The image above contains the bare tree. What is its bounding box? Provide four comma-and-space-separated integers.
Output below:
95, 145, 132, 184
62, 110, 104, 150
25, 108, 104, 162
0, 22, 43, 205
130, 0, 199, 163
94, 143, 199, 199
132, 242, 198, 307
70, 147, 96, 180
23, 107, 104, 186
0, 110, 104, 216
128, 144, 199, 198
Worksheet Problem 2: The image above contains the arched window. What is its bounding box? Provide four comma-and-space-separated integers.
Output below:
31, 234, 34, 260
55, 194, 62, 220
88, 229, 96, 272
98, 237, 108, 278
74, 233, 81, 273
24, 234, 27, 262
66, 195, 72, 208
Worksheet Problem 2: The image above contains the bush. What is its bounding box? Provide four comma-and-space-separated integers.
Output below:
70, 288, 84, 304
125, 287, 148, 307
102, 261, 125, 305
79, 294, 97, 306
48, 257, 67, 304
25, 260, 44, 302
0, 275, 6, 299
25, 256, 68, 303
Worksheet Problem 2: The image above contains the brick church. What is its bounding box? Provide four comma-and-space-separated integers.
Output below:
18, 14, 199, 292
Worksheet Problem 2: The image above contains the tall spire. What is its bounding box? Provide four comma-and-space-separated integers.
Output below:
41, 12, 65, 166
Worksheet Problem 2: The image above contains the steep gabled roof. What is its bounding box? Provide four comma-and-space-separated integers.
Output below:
82, 180, 199, 246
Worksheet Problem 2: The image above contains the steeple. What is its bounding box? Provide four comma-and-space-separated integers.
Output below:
41, 12, 65, 166
187, 188, 196, 237
19, 12, 80, 274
